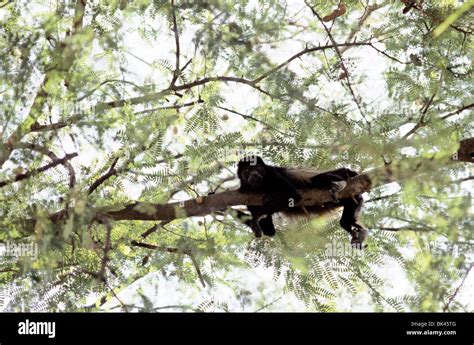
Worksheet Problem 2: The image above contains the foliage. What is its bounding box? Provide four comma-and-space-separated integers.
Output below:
0, 0, 472, 312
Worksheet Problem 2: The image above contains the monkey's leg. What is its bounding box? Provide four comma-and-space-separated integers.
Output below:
339, 195, 368, 248
245, 206, 277, 237
258, 214, 276, 236
245, 206, 264, 237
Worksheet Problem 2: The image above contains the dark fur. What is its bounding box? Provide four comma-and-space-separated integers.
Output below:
237, 155, 367, 246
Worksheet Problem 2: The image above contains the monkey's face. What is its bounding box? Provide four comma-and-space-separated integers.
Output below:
245, 166, 265, 188
238, 158, 266, 189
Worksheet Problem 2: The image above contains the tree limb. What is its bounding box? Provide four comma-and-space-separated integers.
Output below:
305, 1, 370, 130
170, 0, 181, 87
443, 263, 473, 312
0, 152, 78, 188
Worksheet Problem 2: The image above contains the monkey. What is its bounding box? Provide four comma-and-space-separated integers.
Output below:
236, 155, 367, 247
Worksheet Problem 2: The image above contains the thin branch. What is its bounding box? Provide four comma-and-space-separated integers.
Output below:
304, 1, 370, 130
403, 93, 436, 138
0, 1, 13, 9
340, 3, 384, 54
255, 294, 285, 312
14, 143, 76, 188
172, 76, 274, 97
216, 105, 287, 135
76, 79, 147, 102
367, 43, 410, 64
180, 58, 193, 73
97, 215, 113, 283
365, 193, 400, 203
135, 99, 204, 115
253, 42, 372, 84
354, 268, 398, 311
140, 221, 171, 238
443, 263, 473, 312
440, 103, 474, 120
452, 175, 474, 184
188, 252, 206, 288
131, 240, 205, 287
88, 157, 119, 194
170, 0, 181, 87
378, 226, 433, 232
104, 280, 129, 312
29, 118, 79, 133
0, 152, 78, 188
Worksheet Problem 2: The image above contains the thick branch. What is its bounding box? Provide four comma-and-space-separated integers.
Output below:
104, 171, 375, 222
101, 138, 472, 222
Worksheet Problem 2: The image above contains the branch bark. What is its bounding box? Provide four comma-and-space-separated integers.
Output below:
0, 152, 78, 188
100, 138, 472, 222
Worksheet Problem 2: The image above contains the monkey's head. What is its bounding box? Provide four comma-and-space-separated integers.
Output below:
237, 155, 266, 190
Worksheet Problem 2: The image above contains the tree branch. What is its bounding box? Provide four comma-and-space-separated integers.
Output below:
340, 3, 384, 54
88, 157, 119, 194
14, 143, 76, 188
170, 0, 181, 87
403, 93, 436, 138
441, 103, 474, 120
0, 152, 78, 188
443, 263, 473, 312
305, 1, 370, 130
0, 0, 87, 168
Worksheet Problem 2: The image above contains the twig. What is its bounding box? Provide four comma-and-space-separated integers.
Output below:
403, 93, 436, 138
88, 157, 119, 194
135, 99, 204, 115
131, 240, 206, 287
14, 143, 76, 188
253, 42, 372, 84
368, 43, 410, 64
140, 221, 171, 238
0, 153, 78, 188
441, 103, 474, 120
304, 1, 370, 130
443, 263, 473, 312
254, 294, 284, 312
170, 0, 181, 87
216, 105, 287, 135
340, 3, 384, 54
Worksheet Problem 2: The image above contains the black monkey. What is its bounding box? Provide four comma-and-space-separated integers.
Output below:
237, 155, 367, 247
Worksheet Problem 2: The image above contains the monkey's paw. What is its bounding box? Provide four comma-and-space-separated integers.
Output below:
350, 227, 368, 249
